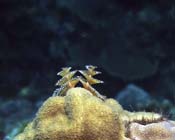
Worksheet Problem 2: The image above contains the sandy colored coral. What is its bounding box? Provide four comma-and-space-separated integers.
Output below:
15, 87, 170, 140
129, 121, 175, 140
15, 87, 126, 140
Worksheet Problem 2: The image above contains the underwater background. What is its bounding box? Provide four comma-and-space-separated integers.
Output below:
1, 0, 175, 139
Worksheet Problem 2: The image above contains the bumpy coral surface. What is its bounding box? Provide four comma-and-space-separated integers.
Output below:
128, 121, 175, 140
14, 87, 173, 140
15, 87, 125, 140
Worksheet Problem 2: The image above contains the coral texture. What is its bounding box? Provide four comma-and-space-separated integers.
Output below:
128, 121, 175, 140
15, 87, 166, 140
15, 88, 125, 140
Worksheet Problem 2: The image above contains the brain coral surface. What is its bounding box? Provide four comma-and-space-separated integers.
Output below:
15, 87, 125, 140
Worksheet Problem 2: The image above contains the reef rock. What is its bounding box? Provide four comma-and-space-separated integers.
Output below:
116, 84, 151, 110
